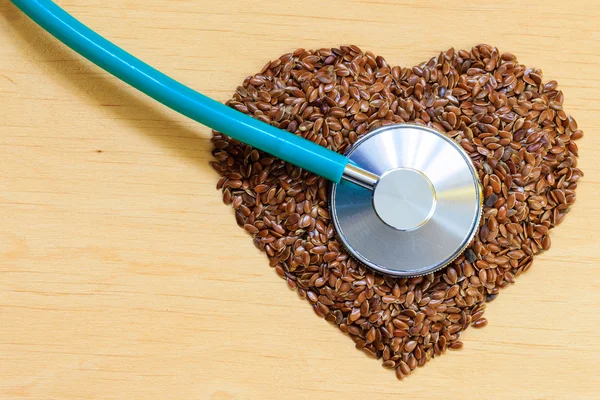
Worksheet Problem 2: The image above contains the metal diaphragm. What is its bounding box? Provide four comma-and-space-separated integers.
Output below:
330, 124, 482, 277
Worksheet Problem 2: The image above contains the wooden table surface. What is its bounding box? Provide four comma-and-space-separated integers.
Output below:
2, 0, 599, 399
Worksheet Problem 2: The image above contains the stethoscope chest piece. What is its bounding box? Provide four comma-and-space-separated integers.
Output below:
330, 124, 483, 277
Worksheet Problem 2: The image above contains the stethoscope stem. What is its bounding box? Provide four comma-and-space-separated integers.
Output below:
342, 164, 378, 190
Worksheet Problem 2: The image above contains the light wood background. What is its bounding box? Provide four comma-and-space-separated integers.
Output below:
1, 0, 599, 399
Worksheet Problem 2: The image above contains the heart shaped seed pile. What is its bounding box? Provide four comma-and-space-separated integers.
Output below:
210, 44, 583, 380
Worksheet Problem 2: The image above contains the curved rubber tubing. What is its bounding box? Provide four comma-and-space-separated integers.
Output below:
10, 0, 348, 182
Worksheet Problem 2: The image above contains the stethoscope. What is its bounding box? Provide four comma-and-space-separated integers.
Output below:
10, 0, 482, 277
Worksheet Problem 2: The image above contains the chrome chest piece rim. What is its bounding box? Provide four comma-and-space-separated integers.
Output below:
329, 124, 483, 277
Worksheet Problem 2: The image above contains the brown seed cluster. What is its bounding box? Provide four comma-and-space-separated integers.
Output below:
210, 44, 583, 380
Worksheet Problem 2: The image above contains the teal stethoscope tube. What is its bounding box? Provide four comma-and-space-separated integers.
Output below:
11, 0, 349, 183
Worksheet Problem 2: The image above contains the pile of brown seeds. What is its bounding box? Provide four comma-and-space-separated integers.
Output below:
210, 44, 583, 379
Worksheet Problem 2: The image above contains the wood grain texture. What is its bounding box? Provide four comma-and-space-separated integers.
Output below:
1, 0, 599, 398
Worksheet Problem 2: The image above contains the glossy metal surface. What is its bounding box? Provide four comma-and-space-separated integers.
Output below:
330, 124, 482, 277
342, 164, 378, 190
373, 168, 436, 231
